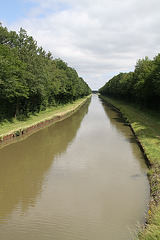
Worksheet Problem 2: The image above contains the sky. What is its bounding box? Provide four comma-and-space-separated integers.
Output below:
1, 0, 160, 90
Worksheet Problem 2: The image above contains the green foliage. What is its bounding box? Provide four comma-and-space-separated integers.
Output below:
99, 55, 160, 111
0, 23, 91, 121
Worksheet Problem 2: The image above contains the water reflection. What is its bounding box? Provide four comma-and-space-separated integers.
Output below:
100, 97, 148, 171
0, 95, 149, 240
0, 99, 91, 221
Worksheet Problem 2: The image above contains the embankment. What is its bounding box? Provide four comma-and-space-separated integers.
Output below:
100, 95, 160, 239
0, 95, 91, 148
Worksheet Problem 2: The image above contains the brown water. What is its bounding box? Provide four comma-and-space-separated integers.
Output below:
0, 95, 150, 240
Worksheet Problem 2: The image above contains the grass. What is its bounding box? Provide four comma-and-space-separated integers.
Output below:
100, 96, 160, 240
100, 96, 160, 165
138, 206, 160, 240
0, 96, 90, 139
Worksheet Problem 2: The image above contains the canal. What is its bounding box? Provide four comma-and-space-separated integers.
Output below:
0, 94, 150, 240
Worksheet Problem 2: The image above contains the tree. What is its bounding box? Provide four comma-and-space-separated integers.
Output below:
0, 23, 91, 120
99, 55, 160, 111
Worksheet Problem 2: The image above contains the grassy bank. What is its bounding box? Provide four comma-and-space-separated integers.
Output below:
0, 95, 91, 142
100, 95, 160, 240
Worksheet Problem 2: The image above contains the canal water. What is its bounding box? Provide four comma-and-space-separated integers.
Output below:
0, 95, 150, 240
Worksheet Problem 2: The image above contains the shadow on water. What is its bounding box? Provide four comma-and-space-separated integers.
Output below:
99, 96, 148, 170
0, 99, 91, 221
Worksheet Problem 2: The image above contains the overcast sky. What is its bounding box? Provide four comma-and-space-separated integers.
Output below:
1, 0, 160, 90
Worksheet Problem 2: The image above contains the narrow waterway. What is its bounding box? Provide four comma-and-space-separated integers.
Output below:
0, 95, 150, 240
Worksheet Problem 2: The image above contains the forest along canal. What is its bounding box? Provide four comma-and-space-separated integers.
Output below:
0, 94, 150, 240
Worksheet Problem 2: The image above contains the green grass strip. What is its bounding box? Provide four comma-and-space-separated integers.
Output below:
0, 96, 91, 140
100, 96, 160, 240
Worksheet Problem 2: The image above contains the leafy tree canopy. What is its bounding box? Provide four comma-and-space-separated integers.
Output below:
0, 23, 91, 120
99, 55, 160, 111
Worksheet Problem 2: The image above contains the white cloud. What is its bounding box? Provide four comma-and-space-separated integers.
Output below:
7, 0, 160, 89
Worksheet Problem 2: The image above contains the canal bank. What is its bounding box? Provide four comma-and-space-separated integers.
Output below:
100, 95, 160, 239
0, 95, 91, 147
0, 94, 149, 240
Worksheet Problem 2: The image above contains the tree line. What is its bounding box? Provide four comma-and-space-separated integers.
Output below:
0, 23, 91, 121
99, 55, 160, 111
